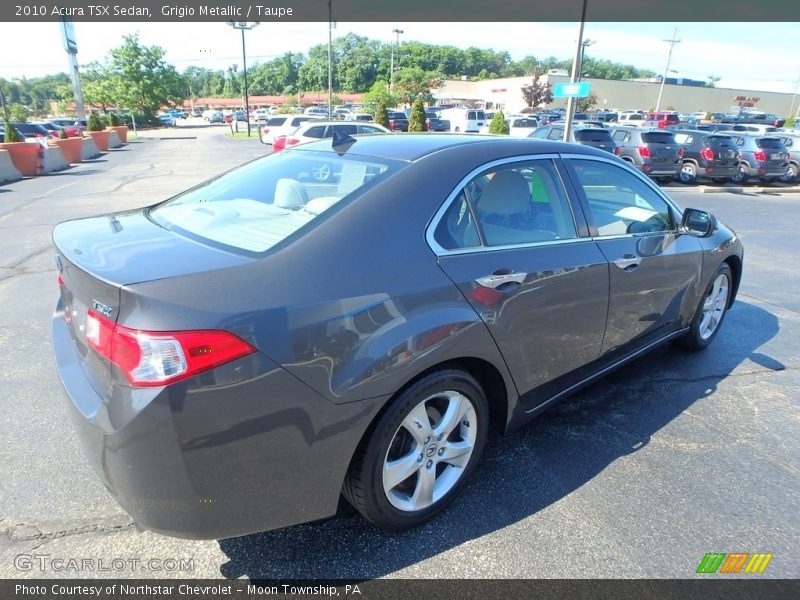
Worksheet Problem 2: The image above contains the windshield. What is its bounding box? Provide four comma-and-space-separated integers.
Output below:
150, 150, 402, 257
575, 129, 613, 142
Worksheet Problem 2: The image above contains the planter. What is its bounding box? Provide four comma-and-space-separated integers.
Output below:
87, 130, 110, 151
108, 125, 128, 143
50, 137, 83, 163
0, 141, 40, 176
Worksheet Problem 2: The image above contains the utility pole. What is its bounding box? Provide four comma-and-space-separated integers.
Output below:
562, 0, 588, 143
60, 18, 85, 120
328, 1, 334, 116
390, 28, 403, 93
228, 21, 260, 137
655, 27, 680, 112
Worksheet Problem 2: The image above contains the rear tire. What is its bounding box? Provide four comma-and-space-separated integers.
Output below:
343, 369, 488, 530
711, 177, 730, 185
730, 163, 749, 184
656, 176, 673, 185
677, 264, 733, 350
678, 162, 698, 184
780, 163, 798, 184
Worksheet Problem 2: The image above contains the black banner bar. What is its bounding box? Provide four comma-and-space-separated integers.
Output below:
1, 0, 798, 22
3, 579, 799, 600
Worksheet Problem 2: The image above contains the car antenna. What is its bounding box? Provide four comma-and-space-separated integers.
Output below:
332, 128, 356, 154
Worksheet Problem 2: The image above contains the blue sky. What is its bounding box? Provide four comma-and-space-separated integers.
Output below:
1, 21, 798, 94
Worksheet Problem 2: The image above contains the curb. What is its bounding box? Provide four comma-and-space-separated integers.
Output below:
668, 185, 800, 195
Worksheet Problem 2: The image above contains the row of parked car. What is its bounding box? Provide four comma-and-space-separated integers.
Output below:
530, 122, 798, 185
0, 119, 87, 143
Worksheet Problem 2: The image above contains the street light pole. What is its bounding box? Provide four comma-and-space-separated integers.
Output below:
228, 21, 260, 137
578, 39, 594, 81
655, 27, 680, 112
563, 0, 588, 143
328, 1, 334, 117
390, 28, 403, 93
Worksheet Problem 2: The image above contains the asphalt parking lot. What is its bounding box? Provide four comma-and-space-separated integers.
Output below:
0, 124, 797, 579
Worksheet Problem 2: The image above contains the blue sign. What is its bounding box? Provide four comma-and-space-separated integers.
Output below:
553, 82, 591, 98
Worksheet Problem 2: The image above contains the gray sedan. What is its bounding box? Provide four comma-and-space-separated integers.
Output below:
51, 135, 743, 539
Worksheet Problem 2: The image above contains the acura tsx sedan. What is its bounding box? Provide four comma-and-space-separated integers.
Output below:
51, 134, 743, 539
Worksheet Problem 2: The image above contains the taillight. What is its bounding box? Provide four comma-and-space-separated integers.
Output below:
86, 310, 256, 387
56, 274, 64, 286
285, 137, 300, 147
700, 147, 715, 161
614, 146, 621, 156
638, 146, 651, 159
678, 147, 685, 159
753, 150, 767, 162
273, 136, 287, 151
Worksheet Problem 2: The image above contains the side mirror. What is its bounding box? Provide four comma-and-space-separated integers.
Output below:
681, 208, 717, 237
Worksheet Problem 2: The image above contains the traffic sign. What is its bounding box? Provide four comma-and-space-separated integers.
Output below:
553, 82, 591, 98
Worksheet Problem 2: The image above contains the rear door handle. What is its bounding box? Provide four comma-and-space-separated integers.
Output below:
475, 270, 527, 289
613, 254, 641, 271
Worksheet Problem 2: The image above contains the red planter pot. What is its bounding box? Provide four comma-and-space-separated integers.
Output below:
0, 142, 40, 176
87, 131, 110, 151
50, 137, 83, 163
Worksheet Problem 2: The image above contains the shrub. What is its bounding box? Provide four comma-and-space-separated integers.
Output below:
786, 115, 796, 128
375, 100, 389, 128
408, 97, 426, 132
2, 119, 22, 142
488, 110, 510, 134
108, 112, 123, 126
87, 112, 107, 131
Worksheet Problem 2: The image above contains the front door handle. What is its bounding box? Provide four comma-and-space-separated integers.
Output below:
475, 270, 527, 289
613, 254, 641, 271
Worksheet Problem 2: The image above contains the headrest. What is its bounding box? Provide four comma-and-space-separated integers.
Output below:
274, 178, 308, 209
478, 170, 530, 215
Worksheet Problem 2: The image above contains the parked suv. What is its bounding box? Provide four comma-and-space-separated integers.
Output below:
771, 133, 800, 183
642, 112, 681, 129
530, 123, 618, 154
386, 110, 409, 132
671, 129, 741, 184
729, 134, 790, 184
610, 126, 682, 183
259, 115, 321, 145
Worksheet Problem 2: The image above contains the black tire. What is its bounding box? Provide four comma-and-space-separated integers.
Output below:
677, 263, 733, 350
343, 368, 489, 530
730, 163, 749, 184
711, 177, 730, 185
655, 176, 673, 185
678, 162, 698, 184
780, 163, 798, 184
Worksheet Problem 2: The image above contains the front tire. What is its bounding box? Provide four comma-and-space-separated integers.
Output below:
678, 264, 733, 350
343, 369, 489, 530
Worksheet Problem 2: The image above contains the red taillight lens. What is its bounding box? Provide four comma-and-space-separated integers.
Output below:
86, 310, 256, 387
753, 150, 767, 162
638, 146, 651, 159
285, 137, 300, 147
678, 147, 685, 159
614, 146, 621, 156
700, 147, 715, 161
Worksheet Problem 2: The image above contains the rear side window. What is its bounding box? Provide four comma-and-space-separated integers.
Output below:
612, 130, 630, 142
641, 132, 676, 144
434, 159, 577, 250
706, 135, 735, 147
150, 152, 399, 257
673, 133, 692, 144
547, 128, 563, 140
467, 111, 477, 120
575, 129, 613, 142
334, 124, 358, 136
267, 117, 287, 126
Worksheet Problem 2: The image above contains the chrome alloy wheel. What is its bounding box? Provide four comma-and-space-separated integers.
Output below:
699, 272, 729, 341
382, 391, 477, 512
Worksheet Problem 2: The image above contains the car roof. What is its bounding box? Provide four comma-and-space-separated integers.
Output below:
290, 133, 614, 162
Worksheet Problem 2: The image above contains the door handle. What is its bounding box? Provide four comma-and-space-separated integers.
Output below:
613, 254, 641, 271
475, 270, 527, 289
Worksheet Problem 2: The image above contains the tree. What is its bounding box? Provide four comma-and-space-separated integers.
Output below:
375, 99, 389, 128
520, 76, 553, 109
103, 34, 185, 115
409, 97, 427, 132
705, 75, 721, 88
576, 92, 599, 112
393, 67, 442, 106
363, 80, 398, 110
488, 110, 509, 134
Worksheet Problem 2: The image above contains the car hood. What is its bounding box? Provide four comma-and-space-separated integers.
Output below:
52, 208, 252, 286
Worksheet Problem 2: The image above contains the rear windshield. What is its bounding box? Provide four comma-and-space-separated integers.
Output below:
149, 151, 401, 257
266, 117, 287, 126
641, 132, 676, 144
757, 138, 785, 149
575, 129, 613, 142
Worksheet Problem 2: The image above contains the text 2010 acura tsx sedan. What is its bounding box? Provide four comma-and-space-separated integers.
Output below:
51, 134, 743, 539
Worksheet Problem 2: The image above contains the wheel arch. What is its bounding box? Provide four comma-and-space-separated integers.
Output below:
723, 255, 743, 308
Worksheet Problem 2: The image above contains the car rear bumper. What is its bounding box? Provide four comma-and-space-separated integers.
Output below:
51, 303, 384, 539
744, 163, 788, 177
700, 163, 738, 177
640, 162, 680, 176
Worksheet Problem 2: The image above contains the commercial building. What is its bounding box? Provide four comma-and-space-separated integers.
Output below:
433, 74, 797, 117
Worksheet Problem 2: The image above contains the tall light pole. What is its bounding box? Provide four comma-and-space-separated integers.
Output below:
390, 28, 403, 93
563, 0, 588, 143
578, 39, 594, 81
788, 72, 800, 122
228, 21, 260, 137
328, 1, 334, 116
655, 27, 680, 112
